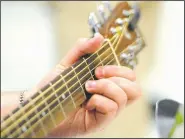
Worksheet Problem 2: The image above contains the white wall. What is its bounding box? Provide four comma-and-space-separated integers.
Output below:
144, 2, 184, 104
1, 1, 58, 91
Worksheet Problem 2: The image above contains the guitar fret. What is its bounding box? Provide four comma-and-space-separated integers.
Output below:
62, 67, 76, 81
6, 114, 19, 138
55, 82, 68, 99
72, 65, 87, 100
28, 97, 47, 137
19, 104, 37, 138
74, 63, 89, 79
83, 57, 95, 80
7, 105, 30, 138
80, 72, 92, 85
72, 88, 86, 106
59, 91, 70, 102
60, 75, 76, 109
38, 90, 57, 127
49, 82, 67, 118
96, 53, 104, 66
98, 42, 110, 55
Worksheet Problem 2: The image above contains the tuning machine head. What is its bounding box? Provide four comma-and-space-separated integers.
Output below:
88, 12, 101, 33
120, 52, 138, 69
128, 59, 138, 69
127, 3, 141, 31
102, 1, 112, 12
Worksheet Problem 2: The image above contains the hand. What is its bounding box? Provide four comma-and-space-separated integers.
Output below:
1, 33, 142, 138
43, 33, 142, 137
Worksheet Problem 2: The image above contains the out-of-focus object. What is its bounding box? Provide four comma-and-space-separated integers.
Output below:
88, 1, 145, 69
155, 99, 184, 138
1, 1, 146, 138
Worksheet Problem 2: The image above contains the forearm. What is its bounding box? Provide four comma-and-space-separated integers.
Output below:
1, 90, 34, 118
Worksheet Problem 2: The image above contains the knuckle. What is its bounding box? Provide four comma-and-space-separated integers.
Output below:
127, 69, 136, 81
111, 102, 119, 112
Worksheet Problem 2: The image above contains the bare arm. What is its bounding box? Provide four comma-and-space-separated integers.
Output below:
1, 91, 35, 118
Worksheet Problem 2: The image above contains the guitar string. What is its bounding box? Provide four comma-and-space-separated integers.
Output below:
3, 21, 131, 137
3, 19, 132, 137
6, 36, 119, 138
1, 34, 118, 130
19, 52, 117, 138
1, 34, 119, 131
2, 36, 120, 137
12, 49, 116, 138
6, 34, 137, 138
16, 32, 132, 138
18, 30, 135, 137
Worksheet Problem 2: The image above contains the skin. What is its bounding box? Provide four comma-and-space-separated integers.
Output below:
1, 33, 142, 138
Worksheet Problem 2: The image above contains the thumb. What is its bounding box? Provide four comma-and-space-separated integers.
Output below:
35, 33, 104, 89
59, 33, 104, 67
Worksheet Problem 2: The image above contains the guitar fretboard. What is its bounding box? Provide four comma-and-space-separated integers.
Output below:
1, 35, 119, 138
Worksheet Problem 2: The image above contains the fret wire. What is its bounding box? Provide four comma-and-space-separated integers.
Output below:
61, 76, 77, 109
1, 34, 119, 132
96, 51, 104, 66
7, 104, 37, 138
4, 114, 16, 138
0, 34, 118, 137
7, 51, 115, 138
3, 19, 134, 137
29, 96, 48, 137
72, 66, 87, 100
2, 17, 137, 137
39, 89, 57, 127
50, 82, 67, 118
21, 53, 114, 137
16, 97, 48, 138
1, 47, 112, 138
82, 57, 95, 80
18, 104, 37, 138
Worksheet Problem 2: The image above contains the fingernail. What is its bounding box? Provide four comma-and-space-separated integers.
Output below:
85, 81, 96, 89
96, 67, 104, 78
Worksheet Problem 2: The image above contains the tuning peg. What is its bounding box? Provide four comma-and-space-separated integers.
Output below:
88, 12, 101, 33
128, 3, 141, 31
128, 59, 137, 69
97, 4, 106, 22
115, 18, 124, 25
115, 18, 129, 25
102, 1, 112, 12
122, 9, 135, 16
120, 52, 135, 63
120, 53, 128, 60
128, 45, 137, 53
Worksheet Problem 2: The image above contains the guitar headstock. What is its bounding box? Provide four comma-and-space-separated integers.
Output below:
88, 1, 145, 69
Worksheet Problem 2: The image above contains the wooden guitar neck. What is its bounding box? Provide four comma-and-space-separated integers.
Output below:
1, 1, 145, 138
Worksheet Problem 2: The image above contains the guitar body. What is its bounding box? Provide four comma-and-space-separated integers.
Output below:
1, 2, 145, 138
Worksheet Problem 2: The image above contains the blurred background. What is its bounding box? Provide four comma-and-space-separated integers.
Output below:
1, 1, 184, 138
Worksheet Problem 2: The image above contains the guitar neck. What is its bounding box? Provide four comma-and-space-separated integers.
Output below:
1, 36, 118, 138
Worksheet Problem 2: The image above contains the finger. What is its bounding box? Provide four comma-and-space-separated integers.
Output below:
37, 34, 104, 91
60, 33, 104, 67
85, 94, 118, 115
85, 79, 127, 109
95, 65, 136, 81
108, 77, 142, 100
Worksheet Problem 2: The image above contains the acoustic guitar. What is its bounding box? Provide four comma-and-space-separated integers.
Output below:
1, 1, 145, 138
